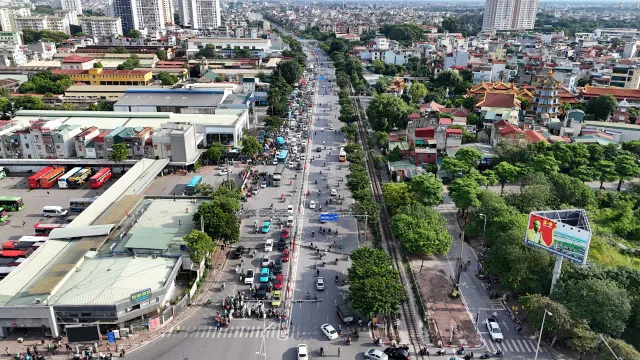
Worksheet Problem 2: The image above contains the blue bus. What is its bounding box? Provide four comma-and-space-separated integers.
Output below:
276, 137, 286, 149
186, 175, 203, 195
278, 150, 289, 163
57, 167, 82, 189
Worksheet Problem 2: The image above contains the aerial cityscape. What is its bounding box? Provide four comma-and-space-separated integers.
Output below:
0, 0, 638, 359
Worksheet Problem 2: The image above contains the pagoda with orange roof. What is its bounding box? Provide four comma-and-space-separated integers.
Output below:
467, 81, 534, 103
531, 69, 561, 119
388, 78, 405, 96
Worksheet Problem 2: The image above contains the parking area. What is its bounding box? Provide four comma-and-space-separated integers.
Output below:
143, 165, 244, 196
0, 175, 116, 241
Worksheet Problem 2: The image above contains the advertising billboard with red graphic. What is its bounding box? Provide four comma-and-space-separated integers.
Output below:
525, 212, 592, 265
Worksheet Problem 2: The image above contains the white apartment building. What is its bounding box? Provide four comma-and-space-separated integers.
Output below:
186, 37, 270, 58
0, 30, 21, 45
79, 16, 123, 37
109, 0, 165, 33
15, 15, 70, 34
0, 6, 30, 32
374, 35, 389, 50
54, 0, 82, 16
482, 0, 537, 31
443, 49, 469, 70
54, 9, 77, 26
162, 0, 174, 25
177, 0, 221, 30
0, 43, 26, 66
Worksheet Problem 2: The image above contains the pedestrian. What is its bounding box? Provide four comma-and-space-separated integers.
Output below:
41, 338, 45, 345
121, 348, 125, 358
46, 191, 49, 195
107, 344, 110, 351
338, 347, 341, 356
4, 347, 8, 355
22, 220, 25, 227
47, 343, 51, 353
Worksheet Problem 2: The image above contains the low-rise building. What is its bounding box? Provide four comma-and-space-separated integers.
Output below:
73, 126, 99, 158
51, 68, 153, 86
52, 124, 82, 158
186, 37, 272, 58
0, 43, 26, 66
60, 54, 96, 70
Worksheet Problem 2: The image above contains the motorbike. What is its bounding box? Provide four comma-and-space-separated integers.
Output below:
435, 348, 447, 356
456, 347, 466, 355
418, 347, 429, 356
345, 337, 351, 345
480, 351, 493, 359
463, 352, 474, 360
516, 326, 524, 335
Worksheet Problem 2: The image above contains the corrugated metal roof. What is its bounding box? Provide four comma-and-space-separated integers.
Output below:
124, 228, 178, 250
49, 224, 115, 240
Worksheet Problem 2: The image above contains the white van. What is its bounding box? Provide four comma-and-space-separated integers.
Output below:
43, 206, 68, 217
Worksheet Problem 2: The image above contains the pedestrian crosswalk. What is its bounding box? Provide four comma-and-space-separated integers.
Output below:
161, 325, 334, 340
485, 338, 544, 353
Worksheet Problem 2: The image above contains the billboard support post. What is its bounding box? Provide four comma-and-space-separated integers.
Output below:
550, 255, 563, 295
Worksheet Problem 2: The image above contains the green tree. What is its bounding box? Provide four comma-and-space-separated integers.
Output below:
577, 77, 591, 87
440, 157, 468, 176
494, 161, 520, 196
127, 29, 142, 38
241, 137, 261, 157
391, 204, 452, 254
553, 278, 631, 337
408, 173, 444, 206
196, 44, 220, 58
449, 176, 481, 216
273, 60, 303, 86
158, 71, 179, 86
234, 48, 253, 58
481, 170, 498, 189
117, 55, 141, 70
440, 17, 462, 33
569, 166, 596, 183
596, 160, 618, 189
600, 338, 640, 360
374, 77, 391, 93
614, 154, 640, 191
13, 95, 44, 110
531, 155, 560, 174
374, 131, 389, 146
371, 59, 386, 74
205, 142, 226, 163
93, 62, 103, 68
455, 148, 483, 171
520, 294, 575, 346
568, 321, 599, 358
112, 46, 129, 54
195, 196, 240, 244
366, 93, 413, 131
110, 143, 128, 162
409, 82, 427, 104
466, 113, 481, 126
155, 49, 168, 61
383, 182, 414, 216
586, 94, 618, 120
264, 115, 285, 131
0, 98, 12, 118
18, 70, 73, 94
434, 69, 462, 89
182, 230, 215, 263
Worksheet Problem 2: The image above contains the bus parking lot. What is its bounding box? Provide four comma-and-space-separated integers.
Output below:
0, 174, 116, 241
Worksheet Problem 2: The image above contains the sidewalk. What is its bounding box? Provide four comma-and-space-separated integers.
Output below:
0, 245, 229, 359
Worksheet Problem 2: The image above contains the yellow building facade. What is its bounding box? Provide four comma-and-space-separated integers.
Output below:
52, 68, 153, 86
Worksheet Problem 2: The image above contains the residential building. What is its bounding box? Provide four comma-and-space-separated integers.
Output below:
610, 65, 640, 89
54, 9, 77, 26
443, 49, 468, 70
579, 86, 640, 106
109, 0, 165, 33
52, 124, 81, 158
612, 99, 631, 123
25, 41, 57, 61
594, 28, 640, 40
482, 0, 537, 31
54, 0, 82, 15
0, 31, 20, 45
51, 68, 153, 86
0, 43, 26, 66
0, 6, 30, 32
73, 126, 99, 158
162, 0, 174, 25
176, 0, 221, 30
532, 70, 561, 119
79, 16, 123, 38
113, 88, 248, 113
15, 15, 70, 35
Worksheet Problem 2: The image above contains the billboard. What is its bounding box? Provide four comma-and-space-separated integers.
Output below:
67, 324, 101, 343
525, 212, 592, 265
130, 288, 152, 304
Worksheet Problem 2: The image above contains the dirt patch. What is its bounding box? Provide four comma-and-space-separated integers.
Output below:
411, 259, 482, 348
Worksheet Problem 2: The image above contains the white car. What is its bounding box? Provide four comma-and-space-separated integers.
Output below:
288, 205, 294, 214
296, 132, 302, 138
288, 161, 296, 169
310, 200, 316, 209
244, 269, 255, 285
320, 324, 339, 340
364, 349, 388, 360
297, 344, 309, 360
300, 154, 306, 160
328, 125, 334, 131
330, 189, 338, 196
264, 239, 273, 252
261, 181, 267, 188
218, 169, 228, 175
261, 255, 270, 268
485, 318, 504, 342
303, 126, 308, 131
316, 277, 325, 291
272, 158, 278, 165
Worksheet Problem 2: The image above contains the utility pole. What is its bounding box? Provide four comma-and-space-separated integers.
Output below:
455, 230, 465, 285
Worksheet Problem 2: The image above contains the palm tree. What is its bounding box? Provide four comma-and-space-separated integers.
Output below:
560, 101, 572, 121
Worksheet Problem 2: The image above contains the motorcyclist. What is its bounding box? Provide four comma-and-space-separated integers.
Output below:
306, 292, 311, 299
316, 269, 320, 276
314, 293, 318, 301
335, 274, 339, 282
515, 325, 523, 333
312, 231, 315, 237
320, 347, 324, 356
337, 325, 342, 334
496, 349, 503, 357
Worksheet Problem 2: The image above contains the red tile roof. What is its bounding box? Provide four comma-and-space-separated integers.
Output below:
439, 118, 452, 125
52, 69, 150, 76
446, 128, 463, 135
440, 107, 470, 117
524, 130, 548, 144
60, 55, 95, 63
478, 92, 518, 108
580, 86, 640, 101
420, 101, 445, 110
407, 113, 421, 120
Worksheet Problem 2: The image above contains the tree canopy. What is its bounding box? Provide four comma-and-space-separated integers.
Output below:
18, 71, 73, 94
366, 93, 413, 132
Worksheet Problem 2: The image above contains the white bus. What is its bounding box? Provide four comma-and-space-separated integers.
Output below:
57, 167, 82, 188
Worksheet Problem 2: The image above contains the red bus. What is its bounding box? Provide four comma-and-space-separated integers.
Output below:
0, 249, 31, 258
39, 167, 66, 189
28, 166, 55, 189
89, 167, 112, 189
34, 223, 66, 236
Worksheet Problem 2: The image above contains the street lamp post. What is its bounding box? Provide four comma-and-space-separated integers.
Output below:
534, 310, 553, 360
479, 213, 487, 249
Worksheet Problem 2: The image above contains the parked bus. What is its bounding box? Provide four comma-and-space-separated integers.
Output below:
273, 163, 286, 186
0, 166, 6, 179
69, 197, 98, 212
278, 150, 289, 163
68, 167, 93, 189
0, 196, 24, 211
89, 167, 112, 189
34, 223, 66, 236
28, 166, 55, 189
339, 147, 347, 162
57, 167, 82, 189
185, 175, 203, 195
39, 167, 66, 189
276, 137, 286, 149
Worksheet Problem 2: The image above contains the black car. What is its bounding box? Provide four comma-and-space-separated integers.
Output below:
232, 246, 245, 259
273, 257, 283, 274
277, 237, 287, 251
255, 284, 269, 300
383, 347, 410, 360
316, 147, 322, 152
